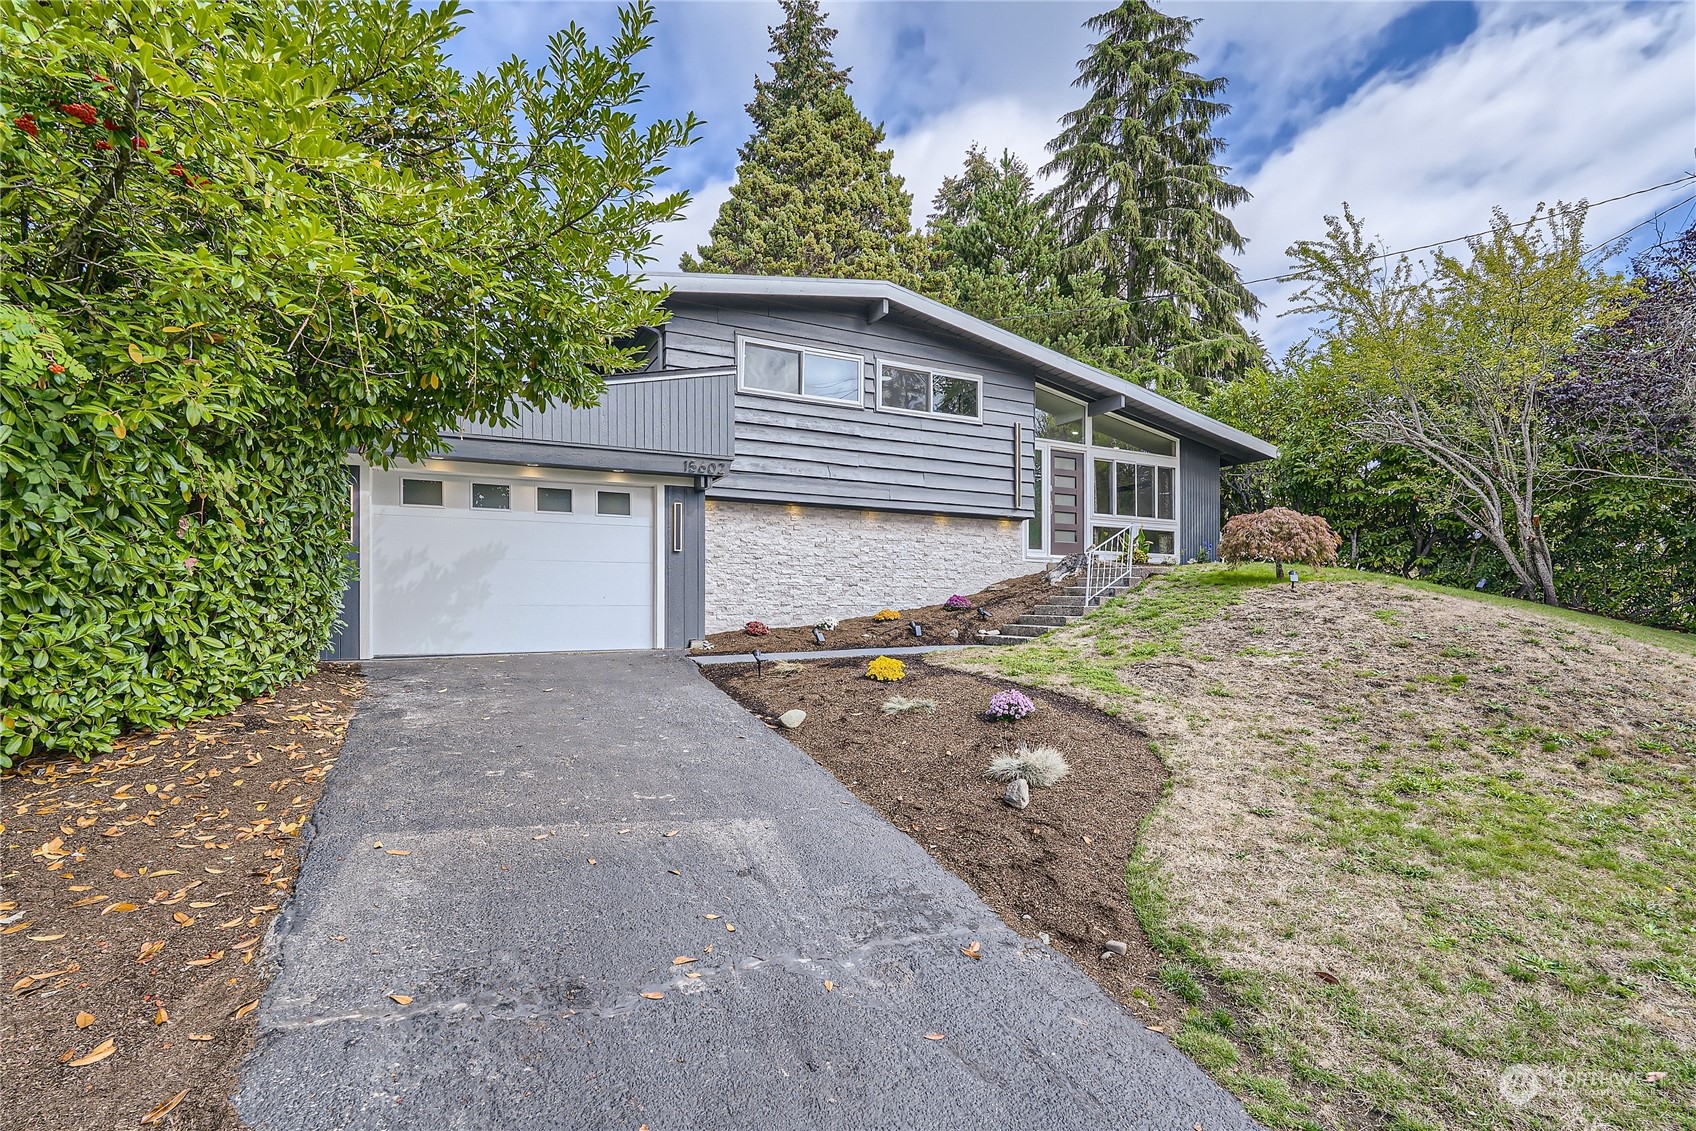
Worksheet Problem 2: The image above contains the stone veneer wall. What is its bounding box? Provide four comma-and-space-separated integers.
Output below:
703, 500, 1033, 633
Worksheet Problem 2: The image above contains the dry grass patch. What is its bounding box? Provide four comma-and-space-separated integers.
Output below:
947, 566, 1694, 1131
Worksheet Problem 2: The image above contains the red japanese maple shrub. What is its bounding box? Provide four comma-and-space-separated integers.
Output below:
1219, 508, 1341, 580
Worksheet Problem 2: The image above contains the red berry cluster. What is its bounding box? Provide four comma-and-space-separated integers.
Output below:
60, 102, 97, 126
96, 140, 113, 151
131, 135, 148, 150
91, 72, 115, 91
12, 114, 38, 138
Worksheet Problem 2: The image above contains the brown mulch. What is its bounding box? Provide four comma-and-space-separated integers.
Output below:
0, 668, 362, 1131
699, 568, 1060, 654
700, 657, 1182, 1024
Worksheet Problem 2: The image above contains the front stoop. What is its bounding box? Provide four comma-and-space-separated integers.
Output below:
979, 569, 1161, 646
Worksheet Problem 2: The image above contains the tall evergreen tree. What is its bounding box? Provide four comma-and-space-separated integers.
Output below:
681, 0, 931, 285
1044, 0, 1261, 391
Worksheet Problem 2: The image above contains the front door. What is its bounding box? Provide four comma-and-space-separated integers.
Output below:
1047, 448, 1085, 555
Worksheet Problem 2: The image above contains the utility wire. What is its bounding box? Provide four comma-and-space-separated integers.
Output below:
986, 171, 1696, 327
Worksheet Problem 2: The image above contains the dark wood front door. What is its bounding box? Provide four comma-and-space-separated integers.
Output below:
1048, 448, 1084, 554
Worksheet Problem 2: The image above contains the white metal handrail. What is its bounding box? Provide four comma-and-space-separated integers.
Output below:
1083, 526, 1140, 606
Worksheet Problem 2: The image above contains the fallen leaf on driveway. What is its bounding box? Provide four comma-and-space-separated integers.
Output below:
923, 1032, 945, 1041
154, 1008, 168, 1025
29, 934, 65, 942
232, 999, 259, 1020
725, 924, 736, 932
75, 1011, 95, 1029
136, 940, 165, 963
532, 833, 551, 840
388, 994, 413, 1005
385, 849, 411, 856
67, 1037, 115, 1066
101, 902, 139, 914
185, 950, 224, 967
667, 869, 680, 876
587, 859, 597, 865
960, 940, 982, 960
640, 992, 664, 1000
188, 1033, 214, 1041
663, 830, 679, 837
672, 956, 696, 966
173, 913, 194, 927
140, 1088, 191, 1125
703, 914, 720, 920
823, 981, 834, 992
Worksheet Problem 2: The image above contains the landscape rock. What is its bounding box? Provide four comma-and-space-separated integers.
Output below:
1002, 778, 1030, 809
778, 709, 807, 729
1105, 940, 1129, 955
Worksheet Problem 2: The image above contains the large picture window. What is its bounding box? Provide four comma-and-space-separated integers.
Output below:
877, 362, 982, 421
1093, 458, 1174, 521
739, 339, 864, 404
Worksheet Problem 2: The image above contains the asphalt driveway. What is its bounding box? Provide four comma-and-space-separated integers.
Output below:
237, 652, 1258, 1130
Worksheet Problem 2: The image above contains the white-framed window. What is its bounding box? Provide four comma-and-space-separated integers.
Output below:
471, 483, 510, 510
876, 360, 983, 422
597, 490, 632, 516
400, 478, 444, 507
536, 487, 574, 513
736, 336, 865, 405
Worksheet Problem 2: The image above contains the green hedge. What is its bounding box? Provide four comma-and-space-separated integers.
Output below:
1, 306, 351, 765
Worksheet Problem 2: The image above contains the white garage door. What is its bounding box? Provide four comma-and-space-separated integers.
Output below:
368, 469, 655, 656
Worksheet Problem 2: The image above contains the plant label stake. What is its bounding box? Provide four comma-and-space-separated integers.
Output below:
812, 627, 826, 645
910, 622, 923, 638
752, 648, 764, 677
977, 607, 991, 620
1289, 571, 1299, 589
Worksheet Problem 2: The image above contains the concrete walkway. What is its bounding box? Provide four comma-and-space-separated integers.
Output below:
237, 651, 1258, 1131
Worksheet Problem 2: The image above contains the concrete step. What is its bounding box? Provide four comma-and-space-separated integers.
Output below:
1033, 600, 1088, 614
1016, 614, 1074, 628
996, 623, 1053, 639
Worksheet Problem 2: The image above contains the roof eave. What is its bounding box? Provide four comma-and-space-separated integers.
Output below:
645, 272, 1279, 464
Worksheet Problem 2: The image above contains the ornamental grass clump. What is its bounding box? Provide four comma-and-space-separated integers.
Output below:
865, 656, 906, 682
881, 695, 937, 716
1219, 507, 1342, 580
872, 609, 902, 622
985, 745, 1070, 788
984, 688, 1035, 721
942, 594, 973, 610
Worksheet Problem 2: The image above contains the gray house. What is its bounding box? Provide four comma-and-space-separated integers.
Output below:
324, 274, 1274, 659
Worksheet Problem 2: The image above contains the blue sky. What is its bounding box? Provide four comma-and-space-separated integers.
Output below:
444, 1, 1696, 351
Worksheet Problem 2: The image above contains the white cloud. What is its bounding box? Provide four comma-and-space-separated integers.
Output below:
888, 96, 1063, 226
1234, 1, 1696, 352
648, 176, 733, 270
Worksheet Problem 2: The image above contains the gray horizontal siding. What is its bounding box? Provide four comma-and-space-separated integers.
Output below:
670, 300, 1035, 517
1179, 444, 1221, 561
454, 370, 735, 460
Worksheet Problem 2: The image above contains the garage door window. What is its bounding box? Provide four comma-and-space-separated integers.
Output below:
597, 490, 632, 516
401, 478, 443, 507
536, 487, 574, 513
472, 483, 510, 510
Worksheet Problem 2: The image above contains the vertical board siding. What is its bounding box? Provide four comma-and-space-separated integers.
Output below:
666, 301, 1037, 518
664, 486, 706, 648
454, 371, 735, 459
1179, 444, 1222, 561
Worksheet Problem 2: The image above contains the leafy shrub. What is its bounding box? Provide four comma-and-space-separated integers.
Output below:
815, 617, 839, 631
865, 656, 906, 682
985, 744, 1070, 787
881, 695, 937, 716
942, 594, 973, 610
872, 608, 902, 622
1219, 507, 1342, 579
743, 620, 769, 636
1, 309, 351, 766
984, 688, 1036, 720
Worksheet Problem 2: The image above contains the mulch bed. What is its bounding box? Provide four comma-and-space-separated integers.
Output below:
699, 568, 1060, 655
1, 668, 361, 1131
700, 657, 1182, 1024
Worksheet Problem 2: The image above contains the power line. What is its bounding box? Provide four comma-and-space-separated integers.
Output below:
985, 171, 1696, 327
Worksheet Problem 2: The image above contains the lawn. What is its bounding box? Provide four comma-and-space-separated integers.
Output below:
945, 565, 1695, 1131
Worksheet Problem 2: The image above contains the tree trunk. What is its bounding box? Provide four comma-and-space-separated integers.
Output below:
1519, 515, 1560, 606
1274, 559, 1285, 580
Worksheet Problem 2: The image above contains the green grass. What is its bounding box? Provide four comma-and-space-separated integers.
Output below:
1194, 562, 1695, 657
948, 563, 1696, 1131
